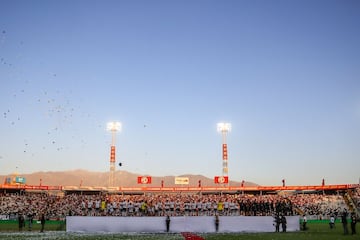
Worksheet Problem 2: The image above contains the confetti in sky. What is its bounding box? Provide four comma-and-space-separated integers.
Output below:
0, 1, 360, 186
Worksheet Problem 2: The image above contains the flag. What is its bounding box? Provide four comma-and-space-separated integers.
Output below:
137, 176, 152, 184
214, 176, 229, 184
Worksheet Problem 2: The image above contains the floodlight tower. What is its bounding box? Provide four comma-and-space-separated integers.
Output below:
107, 121, 121, 187
217, 122, 231, 178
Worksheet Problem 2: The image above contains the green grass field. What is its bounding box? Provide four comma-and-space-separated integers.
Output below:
0, 220, 358, 239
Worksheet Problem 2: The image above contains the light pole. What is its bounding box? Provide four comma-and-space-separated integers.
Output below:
217, 122, 231, 179
107, 121, 121, 187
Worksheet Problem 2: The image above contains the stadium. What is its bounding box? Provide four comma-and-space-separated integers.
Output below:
0, 124, 359, 238
0, 122, 360, 239
1, 120, 359, 239
2, 1, 360, 239
1, 170, 359, 239
1, 123, 358, 240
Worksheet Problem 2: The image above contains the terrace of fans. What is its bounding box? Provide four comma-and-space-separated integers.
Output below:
1, 183, 359, 222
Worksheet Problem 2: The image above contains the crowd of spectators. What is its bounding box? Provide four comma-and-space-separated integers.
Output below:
287, 194, 349, 219
1, 189, 357, 221
353, 188, 360, 209
0, 189, 360, 222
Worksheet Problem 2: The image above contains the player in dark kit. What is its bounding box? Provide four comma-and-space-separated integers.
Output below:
341, 210, 348, 235
18, 213, 24, 231
40, 214, 46, 233
350, 212, 357, 235
302, 215, 307, 231
165, 215, 170, 232
281, 215, 287, 232
274, 214, 280, 232
215, 214, 219, 232
27, 213, 34, 231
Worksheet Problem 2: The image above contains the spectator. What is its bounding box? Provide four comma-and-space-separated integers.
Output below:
0, 188, 357, 219
350, 212, 357, 235
40, 213, 45, 233
341, 210, 348, 235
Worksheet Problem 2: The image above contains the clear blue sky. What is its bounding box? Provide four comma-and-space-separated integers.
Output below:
1, 0, 360, 186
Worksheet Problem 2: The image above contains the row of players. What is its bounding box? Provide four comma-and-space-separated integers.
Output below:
1, 192, 294, 218
75, 198, 289, 216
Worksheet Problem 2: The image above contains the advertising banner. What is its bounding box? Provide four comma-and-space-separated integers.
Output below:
67, 216, 300, 233
15, 177, 26, 184
175, 177, 189, 185
214, 176, 229, 184
137, 176, 152, 184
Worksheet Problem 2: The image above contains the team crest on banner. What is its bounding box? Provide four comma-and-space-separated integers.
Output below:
137, 176, 152, 184
214, 176, 229, 184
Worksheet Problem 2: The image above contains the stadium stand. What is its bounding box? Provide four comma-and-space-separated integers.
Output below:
1, 187, 359, 222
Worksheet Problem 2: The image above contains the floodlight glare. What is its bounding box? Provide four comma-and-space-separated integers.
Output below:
107, 121, 122, 132
217, 122, 231, 132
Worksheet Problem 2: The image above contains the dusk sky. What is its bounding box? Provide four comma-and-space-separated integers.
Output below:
1, 0, 360, 186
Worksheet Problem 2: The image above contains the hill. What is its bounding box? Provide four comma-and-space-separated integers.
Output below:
0, 170, 258, 188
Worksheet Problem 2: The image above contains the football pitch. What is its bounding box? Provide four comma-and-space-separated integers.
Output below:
0, 221, 358, 239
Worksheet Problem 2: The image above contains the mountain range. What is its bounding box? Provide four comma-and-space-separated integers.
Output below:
1, 169, 258, 187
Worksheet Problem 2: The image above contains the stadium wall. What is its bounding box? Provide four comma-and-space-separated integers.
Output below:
66, 216, 300, 233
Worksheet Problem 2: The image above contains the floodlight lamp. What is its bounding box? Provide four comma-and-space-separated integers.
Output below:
107, 121, 121, 131
217, 122, 231, 132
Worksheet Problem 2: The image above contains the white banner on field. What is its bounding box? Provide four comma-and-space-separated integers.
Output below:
66, 216, 300, 233
174, 177, 189, 185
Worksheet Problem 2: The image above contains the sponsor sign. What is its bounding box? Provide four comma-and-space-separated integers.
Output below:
175, 177, 189, 185
214, 176, 229, 184
15, 177, 26, 184
137, 176, 152, 184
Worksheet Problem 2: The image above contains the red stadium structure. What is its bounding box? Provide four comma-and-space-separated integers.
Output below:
0, 182, 358, 195
106, 121, 121, 187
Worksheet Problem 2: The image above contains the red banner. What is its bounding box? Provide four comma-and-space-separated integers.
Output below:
222, 144, 228, 160
214, 176, 229, 184
137, 176, 152, 184
110, 146, 115, 163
